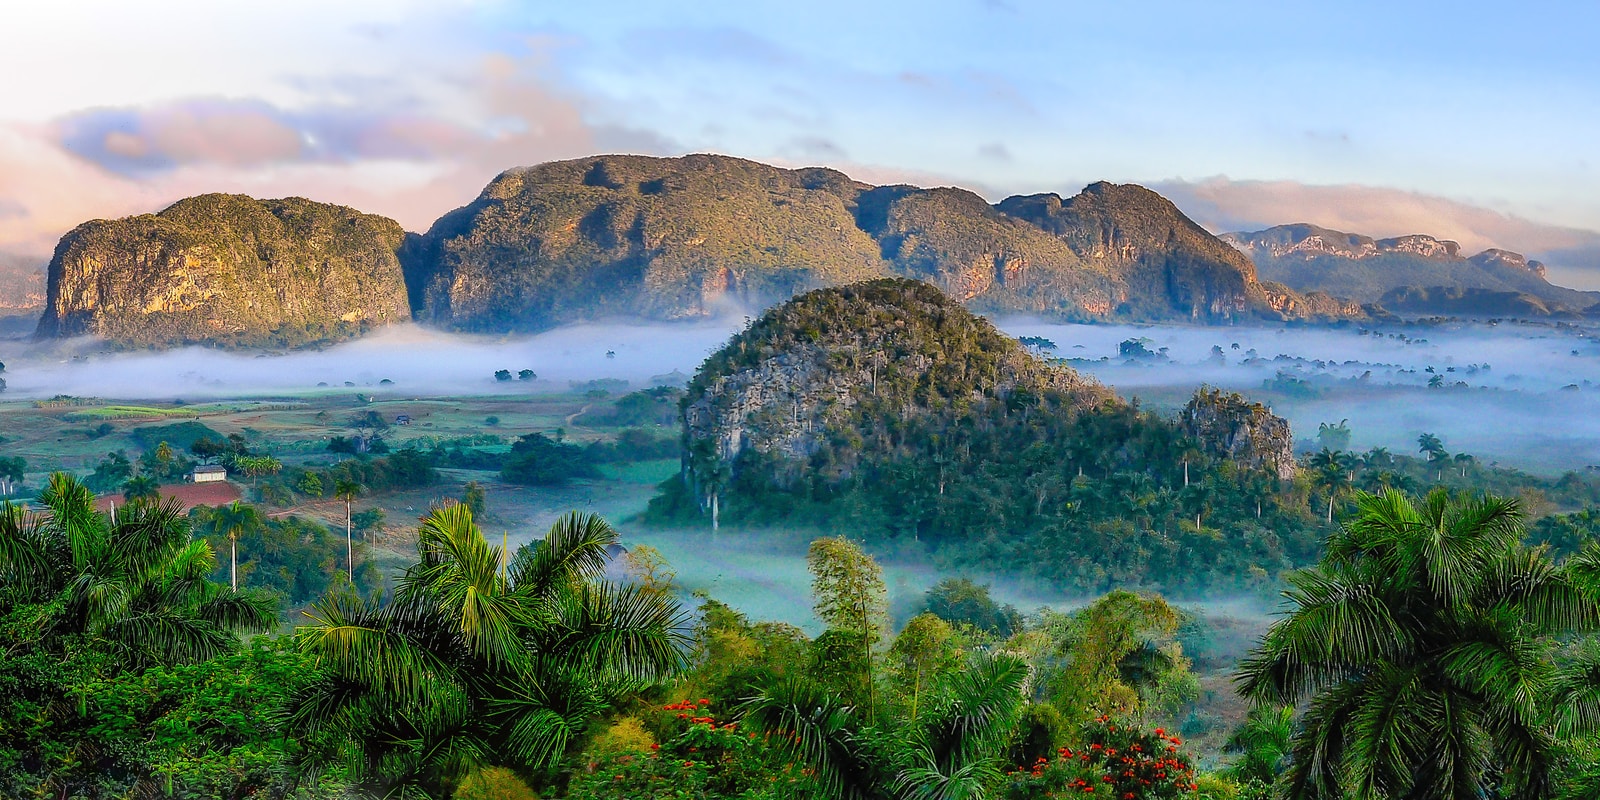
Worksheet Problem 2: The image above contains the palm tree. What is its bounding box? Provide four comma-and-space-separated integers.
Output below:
210, 500, 262, 592
333, 478, 361, 581
1236, 489, 1600, 799
1223, 704, 1294, 787
1306, 448, 1351, 523
289, 507, 689, 798
741, 651, 1029, 800
0, 473, 273, 666
121, 473, 160, 502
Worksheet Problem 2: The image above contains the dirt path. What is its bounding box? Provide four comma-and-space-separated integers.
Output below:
564, 403, 593, 427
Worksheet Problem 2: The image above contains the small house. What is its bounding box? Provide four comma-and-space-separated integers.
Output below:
395, 415, 412, 426
189, 465, 228, 483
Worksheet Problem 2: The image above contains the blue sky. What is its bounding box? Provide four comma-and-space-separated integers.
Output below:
3, 0, 1598, 282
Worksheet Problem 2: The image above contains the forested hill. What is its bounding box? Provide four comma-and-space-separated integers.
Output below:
403, 154, 1356, 331
649, 278, 1324, 595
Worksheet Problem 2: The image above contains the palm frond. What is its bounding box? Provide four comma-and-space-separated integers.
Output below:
740, 675, 874, 800
507, 511, 616, 596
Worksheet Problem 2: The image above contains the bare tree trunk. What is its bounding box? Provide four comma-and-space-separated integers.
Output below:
230, 534, 238, 591
346, 500, 353, 581
710, 492, 719, 537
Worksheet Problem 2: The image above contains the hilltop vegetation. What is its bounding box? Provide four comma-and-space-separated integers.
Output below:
650, 279, 1323, 595
35, 193, 411, 348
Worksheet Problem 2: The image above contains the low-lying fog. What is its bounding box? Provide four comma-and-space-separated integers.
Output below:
5, 315, 1600, 473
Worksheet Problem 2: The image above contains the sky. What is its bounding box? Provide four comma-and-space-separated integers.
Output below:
3, 0, 1599, 286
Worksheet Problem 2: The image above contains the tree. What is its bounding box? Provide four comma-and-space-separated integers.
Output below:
211, 500, 263, 592
236, 455, 282, 487
334, 479, 362, 581
121, 473, 160, 502
462, 480, 487, 517
808, 537, 889, 713
1307, 448, 1352, 523
517, 369, 535, 381
743, 650, 1029, 800
1417, 432, 1449, 479
1237, 489, 1600, 799
289, 508, 688, 797
0, 473, 274, 665
0, 456, 23, 496
494, 369, 512, 381
298, 470, 325, 498
688, 438, 731, 535
887, 612, 963, 719
1317, 419, 1352, 451
921, 577, 1022, 637
1223, 704, 1294, 787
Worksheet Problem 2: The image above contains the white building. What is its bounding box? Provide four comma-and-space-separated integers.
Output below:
189, 465, 228, 483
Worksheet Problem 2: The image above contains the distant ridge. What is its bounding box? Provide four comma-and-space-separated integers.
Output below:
1222, 223, 1598, 317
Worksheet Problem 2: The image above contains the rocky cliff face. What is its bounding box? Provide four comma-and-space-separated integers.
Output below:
998, 183, 1280, 319
406, 154, 1343, 332
682, 279, 1111, 474
36, 194, 410, 348
1223, 223, 1590, 315
1179, 387, 1296, 480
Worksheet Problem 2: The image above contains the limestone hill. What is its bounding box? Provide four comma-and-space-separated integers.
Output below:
405, 154, 1349, 331
36, 194, 411, 348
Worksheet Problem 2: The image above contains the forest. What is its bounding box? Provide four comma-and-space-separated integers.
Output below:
3, 472, 1600, 799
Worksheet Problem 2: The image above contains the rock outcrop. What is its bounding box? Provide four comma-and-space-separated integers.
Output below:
36, 194, 410, 348
1179, 387, 1296, 480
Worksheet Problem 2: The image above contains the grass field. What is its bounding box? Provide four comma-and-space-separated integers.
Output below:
62, 405, 198, 421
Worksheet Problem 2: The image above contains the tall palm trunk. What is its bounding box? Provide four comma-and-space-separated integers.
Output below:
710, 492, 719, 537
230, 533, 238, 591
345, 499, 353, 581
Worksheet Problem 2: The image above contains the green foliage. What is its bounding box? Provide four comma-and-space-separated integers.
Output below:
130, 420, 225, 452
922, 577, 1023, 637
84, 450, 133, 492
190, 505, 381, 606
1236, 489, 1600, 799
289, 508, 690, 798
463, 480, 488, 516
0, 475, 293, 798
1028, 591, 1199, 729
501, 433, 601, 486
567, 700, 797, 800
1531, 507, 1600, 560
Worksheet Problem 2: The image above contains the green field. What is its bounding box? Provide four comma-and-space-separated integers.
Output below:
62, 405, 198, 421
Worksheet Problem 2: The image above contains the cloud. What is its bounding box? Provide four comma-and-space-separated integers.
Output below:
978, 142, 1012, 163
0, 54, 675, 266
1154, 176, 1600, 289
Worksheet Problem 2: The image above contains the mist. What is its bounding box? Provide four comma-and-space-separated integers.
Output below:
0, 319, 743, 400
7, 313, 1600, 473
1000, 317, 1600, 473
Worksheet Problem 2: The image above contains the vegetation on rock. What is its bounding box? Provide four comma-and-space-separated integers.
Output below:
36, 193, 411, 348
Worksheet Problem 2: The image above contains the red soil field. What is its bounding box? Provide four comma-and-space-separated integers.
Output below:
95, 480, 243, 513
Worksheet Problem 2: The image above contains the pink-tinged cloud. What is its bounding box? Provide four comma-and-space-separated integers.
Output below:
1155, 177, 1600, 288
0, 57, 675, 281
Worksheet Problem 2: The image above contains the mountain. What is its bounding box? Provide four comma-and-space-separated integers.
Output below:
1221, 223, 1598, 316
405, 154, 1351, 331
649, 278, 1313, 594
36, 194, 411, 348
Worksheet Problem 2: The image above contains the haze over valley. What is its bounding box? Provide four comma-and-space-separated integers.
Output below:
6, 4, 1600, 799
